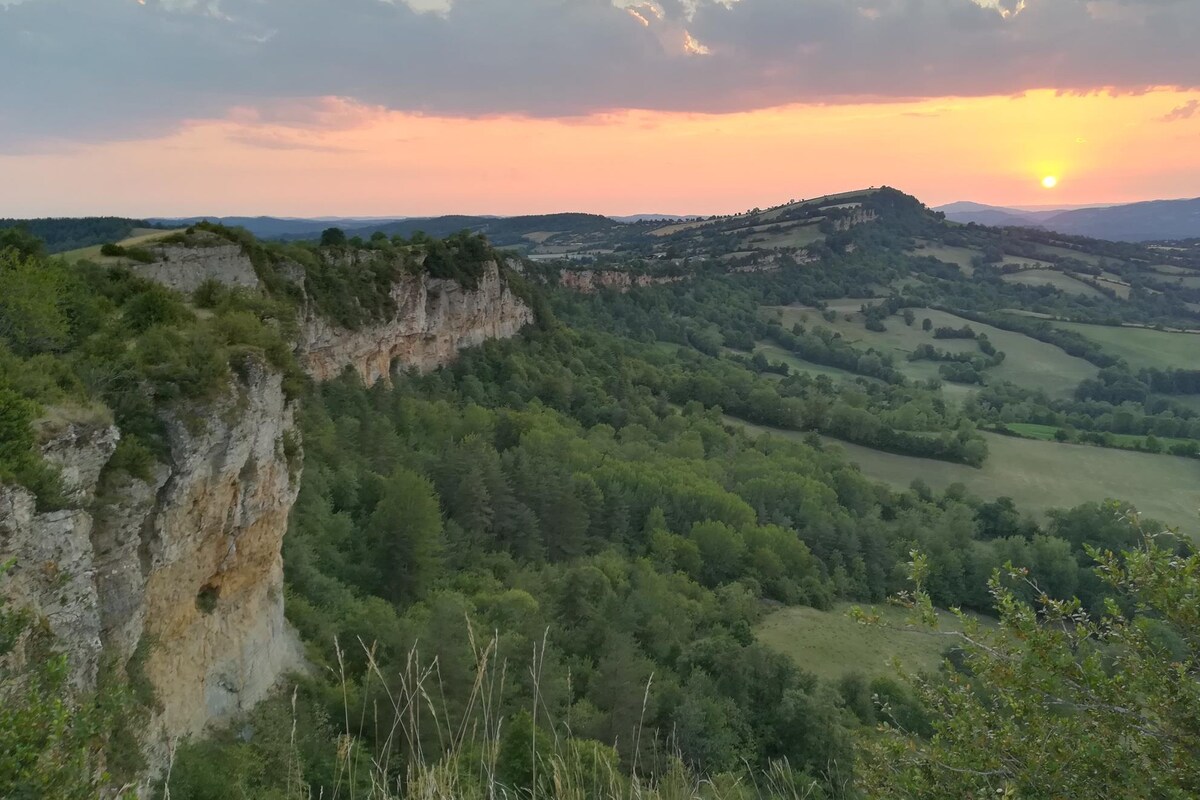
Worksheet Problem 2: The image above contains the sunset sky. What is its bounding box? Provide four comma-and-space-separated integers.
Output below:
2, 0, 1199, 217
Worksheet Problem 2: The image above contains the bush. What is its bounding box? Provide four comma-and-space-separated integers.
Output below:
123, 247, 156, 264
100, 243, 125, 257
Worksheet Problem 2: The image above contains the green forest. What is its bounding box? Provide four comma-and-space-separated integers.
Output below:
3, 192, 1200, 798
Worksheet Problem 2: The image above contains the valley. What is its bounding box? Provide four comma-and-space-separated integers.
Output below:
3, 187, 1200, 799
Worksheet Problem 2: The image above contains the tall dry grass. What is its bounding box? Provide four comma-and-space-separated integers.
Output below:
163, 621, 822, 800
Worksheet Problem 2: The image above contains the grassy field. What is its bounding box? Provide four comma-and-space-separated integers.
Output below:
753, 342, 878, 383
1094, 276, 1132, 299
1001, 269, 1104, 298
758, 602, 971, 681
1005, 422, 1197, 451
766, 305, 1097, 398
1054, 322, 1200, 370
59, 228, 180, 264
1031, 243, 1103, 266
748, 222, 824, 249
727, 418, 1200, 530
1148, 264, 1196, 276
1000, 255, 1055, 270
910, 241, 979, 275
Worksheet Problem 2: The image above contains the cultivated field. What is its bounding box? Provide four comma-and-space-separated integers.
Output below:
1054, 322, 1200, 370
728, 419, 1200, 530
767, 305, 1097, 398
758, 602, 972, 681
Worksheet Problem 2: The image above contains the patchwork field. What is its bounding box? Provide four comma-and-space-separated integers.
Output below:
758, 602, 973, 681
1053, 322, 1200, 370
727, 418, 1200, 530
1031, 243, 1104, 266
747, 222, 824, 249
767, 305, 1097, 398
753, 342, 878, 383
911, 241, 979, 274
1002, 269, 1104, 298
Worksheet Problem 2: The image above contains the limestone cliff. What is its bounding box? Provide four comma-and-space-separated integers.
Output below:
0, 362, 301, 777
132, 236, 261, 294
299, 260, 533, 384
558, 268, 684, 294
0, 251, 533, 787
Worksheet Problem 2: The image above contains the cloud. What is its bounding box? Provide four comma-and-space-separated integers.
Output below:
1162, 99, 1200, 122
2, 0, 1199, 148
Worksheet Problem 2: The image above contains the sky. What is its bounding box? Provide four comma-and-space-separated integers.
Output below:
1, 0, 1199, 217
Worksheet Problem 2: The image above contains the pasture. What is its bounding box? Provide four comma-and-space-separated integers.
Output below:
753, 342, 878, 383
727, 418, 1200, 531
59, 228, 181, 264
1005, 423, 1197, 452
1031, 243, 1104, 266
1054, 322, 1200, 370
757, 602, 971, 681
910, 241, 979, 274
1001, 269, 1104, 298
747, 222, 824, 249
766, 305, 1097, 399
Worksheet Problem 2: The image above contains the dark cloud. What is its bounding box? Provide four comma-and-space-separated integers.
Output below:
1162, 99, 1200, 122
1, 0, 1198, 147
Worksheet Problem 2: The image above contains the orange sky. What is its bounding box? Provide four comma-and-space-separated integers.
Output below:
3, 88, 1198, 217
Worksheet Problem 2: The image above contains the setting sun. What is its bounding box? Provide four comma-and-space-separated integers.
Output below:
1042, 175, 1059, 189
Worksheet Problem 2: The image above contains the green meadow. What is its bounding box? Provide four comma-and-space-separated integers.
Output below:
728, 418, 1200, 531
1053, 321, 1200, 370
768, 305, 1097, 398
757, 602, 974, 681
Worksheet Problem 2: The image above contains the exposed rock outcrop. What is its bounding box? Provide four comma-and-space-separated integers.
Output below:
0, 363, 301, 779
831, 208, 878, 232
132, 241, 261, 294
299, 260, 533, 384
558, 269, 684, 294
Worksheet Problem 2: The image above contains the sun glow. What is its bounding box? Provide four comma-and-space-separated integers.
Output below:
1041, 175, 1059, 189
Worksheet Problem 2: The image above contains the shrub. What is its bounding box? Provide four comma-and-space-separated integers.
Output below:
123, 247, 156, 264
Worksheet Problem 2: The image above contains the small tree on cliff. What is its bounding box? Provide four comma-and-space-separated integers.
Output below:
319, 227, 347, 248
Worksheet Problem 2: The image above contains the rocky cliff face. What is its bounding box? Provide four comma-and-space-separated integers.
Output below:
299, 260, 533, 384
558, 268, 684, 294
133, 238, 261, 294
0, 362, 301, 779
0, 257, 532, 788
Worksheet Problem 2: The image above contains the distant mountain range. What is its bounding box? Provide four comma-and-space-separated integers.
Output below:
64, 196, 1200, 248
935, 197, 1200, 242
148, 213, 698, 241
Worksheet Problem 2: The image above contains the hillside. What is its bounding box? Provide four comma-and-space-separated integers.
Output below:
5, 190, 1200, 798
0, 216, 151, 253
